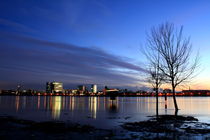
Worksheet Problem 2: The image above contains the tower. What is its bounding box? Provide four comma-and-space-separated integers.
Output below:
91, 84, 97, 93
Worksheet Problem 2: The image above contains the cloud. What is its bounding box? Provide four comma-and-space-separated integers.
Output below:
0, 31, 146, 89
0, 18, 37, 33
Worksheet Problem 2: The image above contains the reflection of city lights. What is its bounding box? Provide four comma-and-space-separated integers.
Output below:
62, 97, 65, 109
69, 97, 75, 111
93, 97, 97, 118
108, 98, 118, 113
49, 96, 53, 110
15, 96, 20, 112
52, 96, 62, 120
37, 96, 40, 109
89, 97, 97, 119
43, 96, 47, 109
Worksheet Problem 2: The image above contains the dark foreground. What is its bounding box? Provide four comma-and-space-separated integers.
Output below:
1, 115, 210, 140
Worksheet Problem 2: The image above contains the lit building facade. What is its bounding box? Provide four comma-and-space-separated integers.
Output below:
78, 85, 87, 95
91, 84, 97, 93
46, 82, 63, 93
78, 85, 86, 91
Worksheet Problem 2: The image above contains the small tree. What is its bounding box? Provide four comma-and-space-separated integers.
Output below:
143, 44, 164, 118
147, 22, 198, 111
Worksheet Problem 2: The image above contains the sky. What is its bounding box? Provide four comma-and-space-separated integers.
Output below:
1, 0, 210, 90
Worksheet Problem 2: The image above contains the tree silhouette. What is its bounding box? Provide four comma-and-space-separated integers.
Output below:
146, 22, 198, 111
143, 39, 165, 118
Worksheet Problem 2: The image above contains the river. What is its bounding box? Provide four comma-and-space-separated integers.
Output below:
0, 96, 210, 129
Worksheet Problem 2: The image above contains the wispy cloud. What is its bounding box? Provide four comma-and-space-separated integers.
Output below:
0, 18, 37, 33
0, 32, 146, 89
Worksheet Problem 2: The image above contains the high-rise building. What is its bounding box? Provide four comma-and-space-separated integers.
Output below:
78, 85, 86, 91
46, 82, 63, 93
78, 85, 87, 95
91, 84, 97, 93
46, 82, 51, 93
52, 82, 63, 93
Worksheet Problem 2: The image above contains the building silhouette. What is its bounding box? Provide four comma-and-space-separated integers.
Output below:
46, 82, 63, 94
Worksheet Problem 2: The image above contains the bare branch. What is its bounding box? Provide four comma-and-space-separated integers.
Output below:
144, 22, 199, 110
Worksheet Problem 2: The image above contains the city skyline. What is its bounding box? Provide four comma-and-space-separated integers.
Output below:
1, 0, 210, 90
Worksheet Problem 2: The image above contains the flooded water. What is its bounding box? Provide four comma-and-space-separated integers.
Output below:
0, 96, 210, 129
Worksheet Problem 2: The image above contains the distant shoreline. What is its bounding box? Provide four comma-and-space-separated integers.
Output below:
1, 94, 210, 97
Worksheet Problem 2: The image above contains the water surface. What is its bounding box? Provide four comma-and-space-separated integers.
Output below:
0, 96, 210, 129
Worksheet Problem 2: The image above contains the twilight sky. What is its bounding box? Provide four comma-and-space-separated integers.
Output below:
1, 0, 210, 90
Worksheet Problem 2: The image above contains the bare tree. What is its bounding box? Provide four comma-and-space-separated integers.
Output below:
143, 44, 165, 118
146, 22, 198, 111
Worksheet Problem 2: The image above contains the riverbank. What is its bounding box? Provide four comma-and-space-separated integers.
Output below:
0, 116, 114, 140
1, 115, 210, 139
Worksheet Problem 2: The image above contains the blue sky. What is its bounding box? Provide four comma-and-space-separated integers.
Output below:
0, 0, 210, 90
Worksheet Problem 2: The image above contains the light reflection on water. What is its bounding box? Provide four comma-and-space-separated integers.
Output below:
1, 96, 210, 128
52, 96, 61, 119
89, 97, 97, 119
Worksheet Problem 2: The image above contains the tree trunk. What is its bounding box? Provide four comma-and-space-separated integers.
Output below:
172, 85, 178, 111
165, 92, 167, 109
156, 87, 159, 118
175, 108, 178, 116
